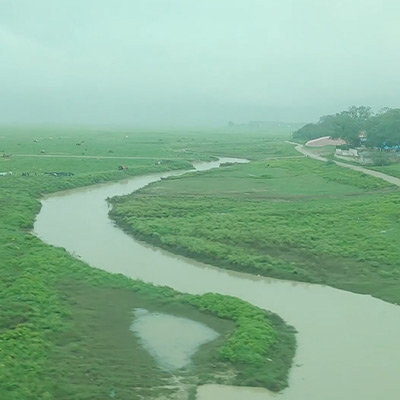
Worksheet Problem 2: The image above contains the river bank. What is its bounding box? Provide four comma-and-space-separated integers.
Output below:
109, 157, 400, 305
34, 157, 400, 400
31, 158, 295, 397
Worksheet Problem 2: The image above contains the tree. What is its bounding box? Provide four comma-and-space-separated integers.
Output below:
366, 108, 400, 147
294, 106, 373, 147
292, 122, 333, 141
347, 105, 373, 121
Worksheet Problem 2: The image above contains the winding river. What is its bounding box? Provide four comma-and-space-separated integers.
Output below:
34, 158, 400, 400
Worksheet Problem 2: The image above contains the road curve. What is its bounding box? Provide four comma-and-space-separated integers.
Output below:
286, 141, 400, 187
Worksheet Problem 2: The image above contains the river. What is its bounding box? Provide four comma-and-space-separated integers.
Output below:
34, 158, 400, 400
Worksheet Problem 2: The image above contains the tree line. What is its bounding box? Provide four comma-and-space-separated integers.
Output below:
293, 106, 400, 148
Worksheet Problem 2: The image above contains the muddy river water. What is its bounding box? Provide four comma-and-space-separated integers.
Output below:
34, 158, 400, 400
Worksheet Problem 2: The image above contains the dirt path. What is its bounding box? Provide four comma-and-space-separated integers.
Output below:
286, 141, 400, 187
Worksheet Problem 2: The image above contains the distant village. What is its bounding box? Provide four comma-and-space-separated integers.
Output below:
294, 106, 400, 166
305, 134, 400, 165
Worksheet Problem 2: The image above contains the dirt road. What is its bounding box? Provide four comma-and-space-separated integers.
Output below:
286, 141, 400, 187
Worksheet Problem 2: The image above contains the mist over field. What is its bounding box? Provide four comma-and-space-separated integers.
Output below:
1, 0, 399, 127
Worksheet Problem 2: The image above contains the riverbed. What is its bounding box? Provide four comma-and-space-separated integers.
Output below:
34, 158, 400, 400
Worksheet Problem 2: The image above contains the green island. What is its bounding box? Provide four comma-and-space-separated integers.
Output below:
110, 156, 400, 305
0, 127, 296, 399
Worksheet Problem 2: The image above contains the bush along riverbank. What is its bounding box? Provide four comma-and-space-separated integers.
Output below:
1, 138, 296, 399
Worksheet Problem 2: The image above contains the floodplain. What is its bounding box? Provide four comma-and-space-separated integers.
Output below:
0, 127, 296, 399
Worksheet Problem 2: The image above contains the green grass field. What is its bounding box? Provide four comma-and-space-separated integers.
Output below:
0, 127, 296, 399
110, 157, 400, 305
373, 163, 400, 179
0, 126, 295, 164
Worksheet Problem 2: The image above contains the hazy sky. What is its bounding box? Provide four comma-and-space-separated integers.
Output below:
1, 0, 400, 126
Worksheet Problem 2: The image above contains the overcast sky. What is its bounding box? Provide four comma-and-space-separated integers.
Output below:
1, 0, 400, 127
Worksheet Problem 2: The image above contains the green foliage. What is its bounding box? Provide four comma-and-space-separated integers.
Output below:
183, 294, 276, 363
291, 122, 334, 142
367, 109, 400, 147
180, 293, 295, 389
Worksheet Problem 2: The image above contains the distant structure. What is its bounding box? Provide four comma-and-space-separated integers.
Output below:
335, 148, 359, 157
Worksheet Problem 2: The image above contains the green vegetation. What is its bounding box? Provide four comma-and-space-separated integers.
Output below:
293, 106, 400, 149
182, 293, 295, 390
0, 126, 297, 164
110, 157, 400, 305
170, 132, 299, 160
372, 163, 400, 179
0, 127, 296, 399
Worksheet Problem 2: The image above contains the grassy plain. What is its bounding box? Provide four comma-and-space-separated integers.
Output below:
111, 157, 400, 305
0, 127, 296, 399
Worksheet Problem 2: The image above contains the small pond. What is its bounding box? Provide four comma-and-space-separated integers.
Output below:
130, 308, 219, 370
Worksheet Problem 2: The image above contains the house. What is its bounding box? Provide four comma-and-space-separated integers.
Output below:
335, 148, 358, 157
